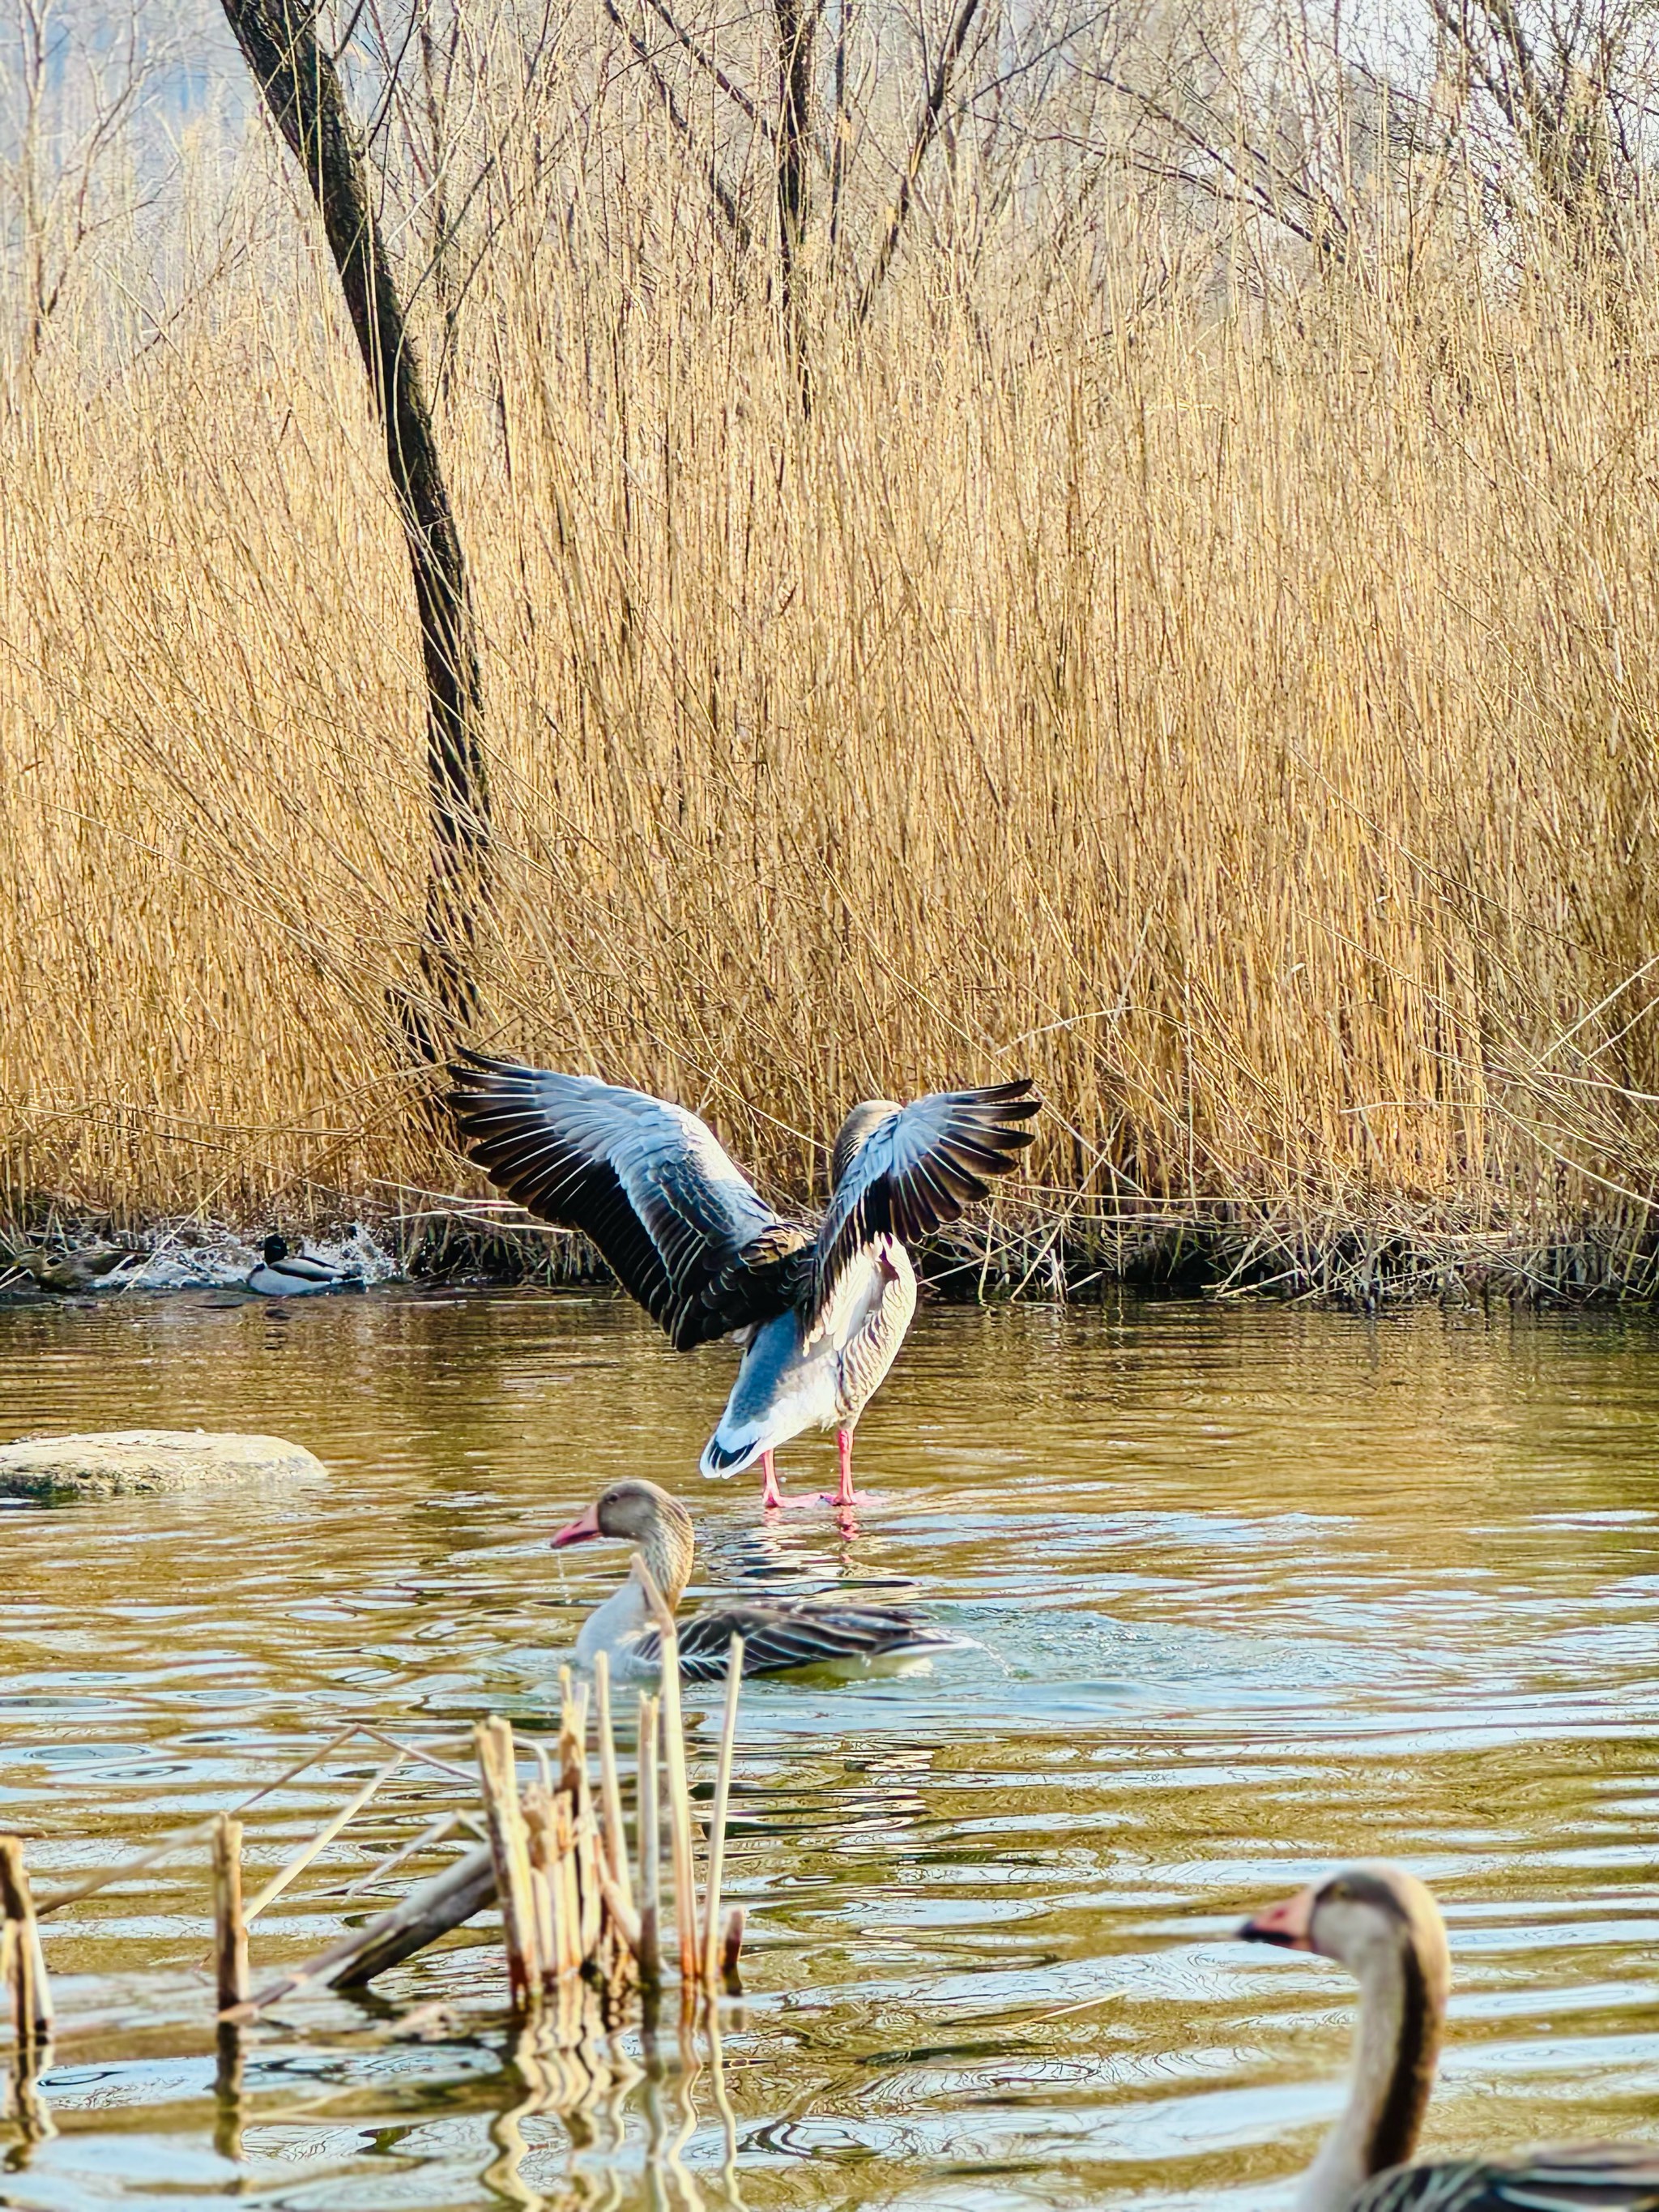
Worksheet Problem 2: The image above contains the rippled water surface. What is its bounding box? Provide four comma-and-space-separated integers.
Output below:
2, 1287, 1657, 2208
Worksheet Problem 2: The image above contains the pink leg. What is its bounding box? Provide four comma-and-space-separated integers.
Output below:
830, 1428, 856, 1508
759, 1449, 783, 1510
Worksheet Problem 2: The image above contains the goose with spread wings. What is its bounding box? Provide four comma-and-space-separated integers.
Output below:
447, 1053, 1039, 1508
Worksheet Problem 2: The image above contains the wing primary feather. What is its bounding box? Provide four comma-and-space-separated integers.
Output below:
810, 1078, 1038, 1319
449, 1058, 811, 1348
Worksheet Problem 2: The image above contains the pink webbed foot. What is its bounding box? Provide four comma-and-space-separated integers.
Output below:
818, 1427, 869, 1509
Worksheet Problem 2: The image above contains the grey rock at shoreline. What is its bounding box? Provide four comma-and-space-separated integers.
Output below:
0, 1429, 328, 1499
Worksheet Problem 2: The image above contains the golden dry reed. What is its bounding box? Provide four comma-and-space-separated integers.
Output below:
3, 72, 1659, 1294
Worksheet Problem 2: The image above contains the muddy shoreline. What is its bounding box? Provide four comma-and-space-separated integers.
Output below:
2, 1205, 1653, 1312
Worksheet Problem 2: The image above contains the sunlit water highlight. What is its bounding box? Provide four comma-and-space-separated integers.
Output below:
1, 1288, 1657, 2207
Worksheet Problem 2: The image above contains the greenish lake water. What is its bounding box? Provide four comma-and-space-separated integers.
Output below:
1, 1288, 1657, 2208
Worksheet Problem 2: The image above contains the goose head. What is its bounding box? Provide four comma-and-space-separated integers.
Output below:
552, 1477, 697, 1611
1240, 1863, 1450, 2202
1241, 1861, 1448, 1988
830, 1098, 902, 1189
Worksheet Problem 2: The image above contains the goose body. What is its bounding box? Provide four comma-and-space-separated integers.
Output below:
247, 1236, 360, 1298
701, 1236, 917, 1486
1239, 1864, 1659, 2210
447, 1055, 1036, 1507
552, 1477, 955, 1682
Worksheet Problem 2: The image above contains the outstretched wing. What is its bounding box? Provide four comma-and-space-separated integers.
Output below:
1352, 2146, 1659, 2210
647, 1599, 956, 1681
811, 1080, 1039, 1320
446, 1053, 813, 1350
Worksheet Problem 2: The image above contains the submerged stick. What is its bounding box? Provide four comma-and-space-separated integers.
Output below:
637, 1692, 663, 1986
720, 1906, 745, 1990
634, 1555, 697, 1985
211, 1815, 249, 2013
0, 1836, 52, 2048
476, 1718, 543, 2009
701, 1636, 744, 1989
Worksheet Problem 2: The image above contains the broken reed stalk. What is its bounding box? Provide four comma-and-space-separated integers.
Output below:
0, 1836, 52, 2049
475, 1716, 544, 2009
38, 1673, 736, 2038
242, 1752, 405, 1924
232, 1840, 497, 2013
593, 1651, 634, 1919
634, 1554, 699, 1984
701, 1635, 744, 1991
637, 1691, 663, 1986
521, 1781, 560, 1987
558, 1673, 605, 1968
211, 1815, 249, 2012
33, 1727, 372, 1922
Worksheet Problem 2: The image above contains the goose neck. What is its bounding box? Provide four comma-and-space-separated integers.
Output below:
638, 1505, 694, 1613
1297, 1932, 1441, 2211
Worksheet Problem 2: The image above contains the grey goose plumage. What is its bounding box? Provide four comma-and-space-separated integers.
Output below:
1239, 1864, 1659, 2211
1348, 2146, 1659, 2210
446, 1053, 1038, 1505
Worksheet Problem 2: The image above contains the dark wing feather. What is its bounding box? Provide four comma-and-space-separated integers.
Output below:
659, 1599, 954, 1680
811, 1080, 1039, 1320
1352, 2146, 1659, 2210
446, 1054, 813, 1350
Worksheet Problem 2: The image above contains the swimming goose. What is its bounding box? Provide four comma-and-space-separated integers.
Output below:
552, 1477, 955, 1681
447, 1053, 1038, 1508
246, 1236, 361, 1297
1239, 1863, 1659, 2209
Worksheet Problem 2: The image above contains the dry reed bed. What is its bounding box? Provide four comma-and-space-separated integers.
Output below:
4, 128, 1659, 1295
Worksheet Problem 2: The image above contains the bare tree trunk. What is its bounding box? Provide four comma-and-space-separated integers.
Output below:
219, 0, 489, 1048
773, 0, 814, 409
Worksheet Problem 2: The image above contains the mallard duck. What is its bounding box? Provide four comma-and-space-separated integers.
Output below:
246, 1236, 361, 1297
552, 1477, 955, 1680
447, 1055, 1038, 1508
14, 1245, 131, 1294
1239, 1862, 1659, 2208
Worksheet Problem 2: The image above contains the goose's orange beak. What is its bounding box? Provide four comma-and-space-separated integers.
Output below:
1239, 1885, 1316, 1949
552, 1501, 603, 1548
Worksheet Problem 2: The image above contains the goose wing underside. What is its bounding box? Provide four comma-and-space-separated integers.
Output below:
446, 1054, 813, 1350
643, 1600, 953, 1681
1353, 2146, 1659, 2210
810, 1081, 1039, 1322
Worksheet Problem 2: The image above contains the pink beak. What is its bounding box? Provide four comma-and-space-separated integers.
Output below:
551, 1500, 603, 1549
1239, 1884, 1317, 1950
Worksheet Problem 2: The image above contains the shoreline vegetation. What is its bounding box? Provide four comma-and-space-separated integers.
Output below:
6, 4, 1659, 1306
